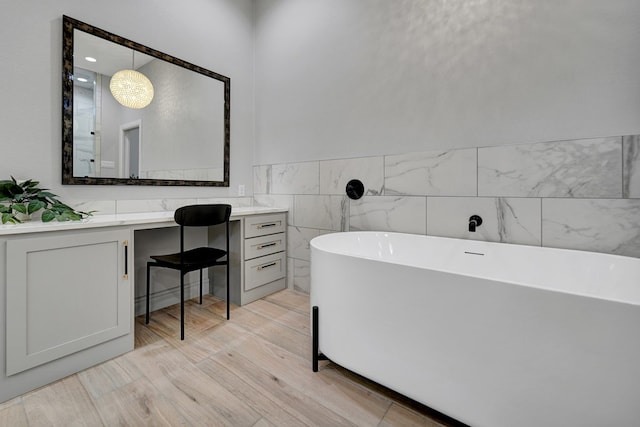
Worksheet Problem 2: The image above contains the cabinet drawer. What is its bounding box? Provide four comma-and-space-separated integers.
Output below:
244, 233, 285, 260
244, 252, 286, 291
244, 213, 286, 238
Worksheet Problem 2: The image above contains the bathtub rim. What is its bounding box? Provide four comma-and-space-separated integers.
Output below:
310, 231, 640, 307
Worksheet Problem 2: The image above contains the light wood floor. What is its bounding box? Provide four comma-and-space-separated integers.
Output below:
0, 290, 462, 426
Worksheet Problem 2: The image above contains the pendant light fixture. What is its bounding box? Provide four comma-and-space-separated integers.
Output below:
109, 50, 154, 109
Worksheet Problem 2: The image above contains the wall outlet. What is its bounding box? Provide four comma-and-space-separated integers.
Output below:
238, 184, 245, 196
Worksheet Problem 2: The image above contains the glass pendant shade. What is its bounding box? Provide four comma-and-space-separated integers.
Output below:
109, 69, 154, 109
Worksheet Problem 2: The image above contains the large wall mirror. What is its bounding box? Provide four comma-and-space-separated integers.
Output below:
62, 16, 230, 186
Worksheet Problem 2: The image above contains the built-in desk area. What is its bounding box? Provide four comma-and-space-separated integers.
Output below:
0, 206, 288, 403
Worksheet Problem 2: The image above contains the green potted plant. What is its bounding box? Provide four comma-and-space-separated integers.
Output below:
0, 176, 93, 224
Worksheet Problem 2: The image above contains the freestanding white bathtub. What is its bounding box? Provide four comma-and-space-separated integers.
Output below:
310, 231, 640, 427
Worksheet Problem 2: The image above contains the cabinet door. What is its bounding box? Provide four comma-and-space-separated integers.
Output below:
6, 229, 131, 376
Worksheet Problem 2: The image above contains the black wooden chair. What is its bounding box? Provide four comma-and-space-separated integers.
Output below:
145, 204, 231, 340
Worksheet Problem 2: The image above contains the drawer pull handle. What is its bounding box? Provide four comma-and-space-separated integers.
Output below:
257, 222, 278, 229
258, 262, 278, 271
257, 242, 277, 250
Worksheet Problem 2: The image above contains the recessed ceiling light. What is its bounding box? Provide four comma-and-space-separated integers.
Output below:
85, 56, 97, 62
77, 77, 88, 82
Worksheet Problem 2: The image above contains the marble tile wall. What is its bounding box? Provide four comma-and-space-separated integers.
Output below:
623, 135, 640, 198
254, 135, 640, 293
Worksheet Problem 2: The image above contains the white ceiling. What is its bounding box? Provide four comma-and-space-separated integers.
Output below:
74, 29, 154, 77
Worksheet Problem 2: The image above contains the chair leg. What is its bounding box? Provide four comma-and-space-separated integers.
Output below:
180, 272, 185, 340
226, 261, 230, 320
146, 263, 152, 324
199, 268, 203, 304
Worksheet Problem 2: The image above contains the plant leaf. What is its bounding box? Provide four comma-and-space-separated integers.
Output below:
2, 182, 22, 198
0, 181, 14, 198
12, 203, 27, 214
27, 200, 46, 214
2, 213, 18, 224
65, 211, 82, 221
51, 202, 72, 212
41, 210, 56, 222
55, 212, 70, 222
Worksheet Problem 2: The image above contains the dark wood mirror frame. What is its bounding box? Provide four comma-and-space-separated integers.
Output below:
62, 15, 230, 186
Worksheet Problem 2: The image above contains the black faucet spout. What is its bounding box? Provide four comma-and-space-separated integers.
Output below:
468, 215, 483, 232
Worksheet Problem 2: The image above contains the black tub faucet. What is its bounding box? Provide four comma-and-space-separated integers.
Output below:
469, 215, 483, 232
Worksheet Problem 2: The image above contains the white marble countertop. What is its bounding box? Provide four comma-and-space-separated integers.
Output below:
0, 206, 288, 236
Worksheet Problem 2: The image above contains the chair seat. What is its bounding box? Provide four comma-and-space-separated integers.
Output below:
150, 247, 227, 271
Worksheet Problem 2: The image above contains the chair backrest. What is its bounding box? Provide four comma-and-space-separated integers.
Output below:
174, 204, 232, 227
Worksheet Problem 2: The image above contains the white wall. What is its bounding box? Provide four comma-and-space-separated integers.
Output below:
0, 0, 254, 200
254, 0, 640, 165
3, 1, 639, 198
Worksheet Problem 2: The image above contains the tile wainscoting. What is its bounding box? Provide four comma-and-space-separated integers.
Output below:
65, 197, 255, 215
254, 135, 640, 293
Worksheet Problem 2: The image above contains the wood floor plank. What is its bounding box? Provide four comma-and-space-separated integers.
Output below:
379, 403, 446, 427
252, 418, 277, 427
230, 334, 392, 426
251, 318, 311, 360
201, 298, 237, 319
243, 299, 311, 336
196, 357, 311, 426
263, 290, 310, 314
193, 294, 224, 309
0, 396, 21, 412
77, 355, 143, 400
150, 300, 225, 338
165, 321, 251, 364
91, 377, 190, 426
230, 299, 311, 360
156, 364, 262, 427
121, 340, 190, 379
201, 350, 356, 427
163, 297, 226, 326
0, 397, 28, 427
123, 340, 261, 426
134, 317, 163, 348
229, 302, 310, 361
326, 364, 463, 426
22, 375, 103, 426
226, 306, 272, 332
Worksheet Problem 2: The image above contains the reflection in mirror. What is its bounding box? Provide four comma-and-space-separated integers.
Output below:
62, 16, 230, 186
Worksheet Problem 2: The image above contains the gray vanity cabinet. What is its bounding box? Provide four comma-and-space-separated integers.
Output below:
0, 207, 287, 403
241, 212, 287, 305
211, 212, 288, 306
3, 228, 133, 379
209, 212, 287, 306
